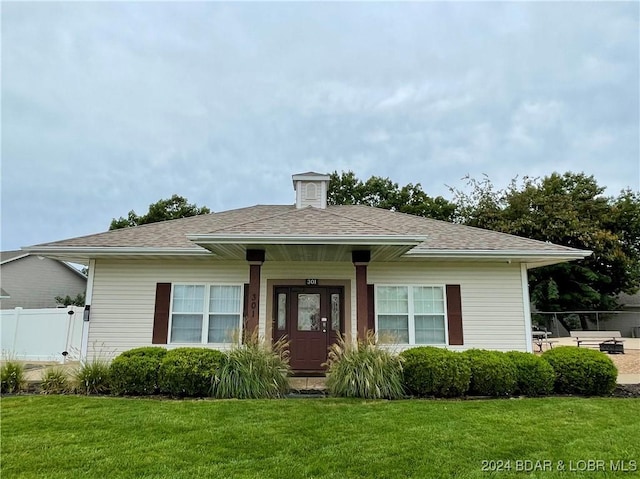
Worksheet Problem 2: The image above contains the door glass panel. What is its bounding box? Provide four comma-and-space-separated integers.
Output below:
298, 293, 320, 331
331, 293, 340, 331
277, 293, 287, 330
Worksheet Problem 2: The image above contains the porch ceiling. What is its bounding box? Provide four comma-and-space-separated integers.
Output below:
186, 234, 427, 261
195, 242, 417, 262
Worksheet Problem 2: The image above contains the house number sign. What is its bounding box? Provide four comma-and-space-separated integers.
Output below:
306, 279, 318, 286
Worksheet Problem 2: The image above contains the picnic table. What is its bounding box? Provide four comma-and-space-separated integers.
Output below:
532, 330, 558, 352
569, 330, 625, 354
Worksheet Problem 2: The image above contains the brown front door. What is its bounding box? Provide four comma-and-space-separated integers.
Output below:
273, 286, 343, 372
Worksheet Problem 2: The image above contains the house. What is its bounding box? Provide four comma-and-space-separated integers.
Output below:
24, 172, 590, 372
0, 250, 87, 310
613, 292, 640, 337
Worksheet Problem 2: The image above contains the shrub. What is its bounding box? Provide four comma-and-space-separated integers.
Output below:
542, 346, 617, 396
462, 349, 517, 397
400, 347, 471, 397
325, 333, 404, 400
110, 347, 167, 396
118, 346, 168, 360
158, 348, 225, 397
1, 360, 25, 394
40, 367, 70, 394
73, 359, 111, 395
213, 337, 291, 399
505, 351, 555, 396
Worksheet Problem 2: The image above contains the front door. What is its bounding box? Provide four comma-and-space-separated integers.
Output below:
273, 286, 344, 372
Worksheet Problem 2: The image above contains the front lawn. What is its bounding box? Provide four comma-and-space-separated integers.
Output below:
2, 396, 639, 478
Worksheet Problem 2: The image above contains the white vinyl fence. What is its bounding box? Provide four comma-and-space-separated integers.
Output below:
1, 306, 84, 362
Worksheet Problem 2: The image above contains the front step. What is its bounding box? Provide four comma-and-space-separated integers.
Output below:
289, 376, 327, 394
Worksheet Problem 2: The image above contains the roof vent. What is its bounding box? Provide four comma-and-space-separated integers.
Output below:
292, 172, 330, 209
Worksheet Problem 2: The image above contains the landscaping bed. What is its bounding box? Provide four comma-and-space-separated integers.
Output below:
612, 383, 640, 398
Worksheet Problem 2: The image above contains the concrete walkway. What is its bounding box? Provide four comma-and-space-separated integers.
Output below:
618, 373, 640, 385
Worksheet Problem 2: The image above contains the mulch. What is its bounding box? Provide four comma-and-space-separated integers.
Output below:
611, 384, 640, 398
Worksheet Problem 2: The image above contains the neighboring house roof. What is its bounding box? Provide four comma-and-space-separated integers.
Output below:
618, 292, 640, 309
0, 250, 87, 309
0, 250, 30, 264
0, 250, 87, 279
24, 204, 589, 267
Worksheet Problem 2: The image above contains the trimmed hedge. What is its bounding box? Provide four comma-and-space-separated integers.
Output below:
158, 348, 225, 397
542, 346, 617, 396
462, 349, 517, 397
505, 351, 555, 396
110, 347, 167, 396
400, 347, 471, 397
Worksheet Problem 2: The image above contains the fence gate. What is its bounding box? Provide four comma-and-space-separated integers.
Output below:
1, 306, 84, 362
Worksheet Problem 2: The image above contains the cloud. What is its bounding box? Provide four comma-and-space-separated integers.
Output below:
1, 1, 638, 250
508, 100, 566, 147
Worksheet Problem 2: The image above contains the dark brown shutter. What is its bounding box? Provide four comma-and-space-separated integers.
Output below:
367, 284, 375, 332
446, 284, 463, 345
152, 283, 171, 344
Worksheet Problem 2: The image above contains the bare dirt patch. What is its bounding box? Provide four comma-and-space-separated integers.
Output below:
607, 349, 640, 374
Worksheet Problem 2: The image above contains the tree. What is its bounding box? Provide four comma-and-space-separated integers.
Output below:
327, 171, 457, 221
451, 172, 640, 330
55, 293, 86, 306
109, 195, 211, 230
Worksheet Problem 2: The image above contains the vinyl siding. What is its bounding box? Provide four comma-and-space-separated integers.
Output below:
0, 256, 86, 309
87, 258, 529, 360
369, 262, 528, 352
87, 259, 247, 359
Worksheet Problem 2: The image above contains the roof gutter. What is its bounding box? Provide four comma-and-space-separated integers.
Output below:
404, 249, 591, 259
22, 246, 212, 257
0, 253, 31, 265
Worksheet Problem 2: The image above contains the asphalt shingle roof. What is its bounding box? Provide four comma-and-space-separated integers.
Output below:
0, 250, 30, 263
30, 204, 582, 254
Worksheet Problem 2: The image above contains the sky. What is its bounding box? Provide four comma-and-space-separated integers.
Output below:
2, 1, 639, 251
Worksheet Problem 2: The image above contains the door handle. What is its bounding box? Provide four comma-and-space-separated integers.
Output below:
321, 317, 327, 333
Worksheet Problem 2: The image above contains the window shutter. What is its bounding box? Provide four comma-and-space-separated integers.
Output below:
446, 284, 463, 345
152, 283, 171, 344
367, 284, 375, 332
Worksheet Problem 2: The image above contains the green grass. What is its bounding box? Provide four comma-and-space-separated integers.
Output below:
2, 396, 639, 478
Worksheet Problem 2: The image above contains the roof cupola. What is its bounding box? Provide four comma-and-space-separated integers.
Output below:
292, 172, 331, 209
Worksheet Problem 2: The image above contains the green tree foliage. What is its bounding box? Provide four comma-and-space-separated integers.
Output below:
55, 293, 86, 306
451, 172, 640, 328
327, 171, 456, 221
109, 194, 211, 230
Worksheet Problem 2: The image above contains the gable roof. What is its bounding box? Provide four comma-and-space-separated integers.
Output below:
24, 204, 589, 267
1, 250, 87, 279
1, 250, 30, 264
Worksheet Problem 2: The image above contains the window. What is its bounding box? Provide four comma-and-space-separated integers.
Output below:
170, 284, 242, 344
376, 286, 446, 345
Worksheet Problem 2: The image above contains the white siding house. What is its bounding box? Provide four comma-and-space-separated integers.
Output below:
26, 172, 589, 369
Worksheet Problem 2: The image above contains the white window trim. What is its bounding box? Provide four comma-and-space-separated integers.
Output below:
168, 283, 244, 346
374, 284, 449, 346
